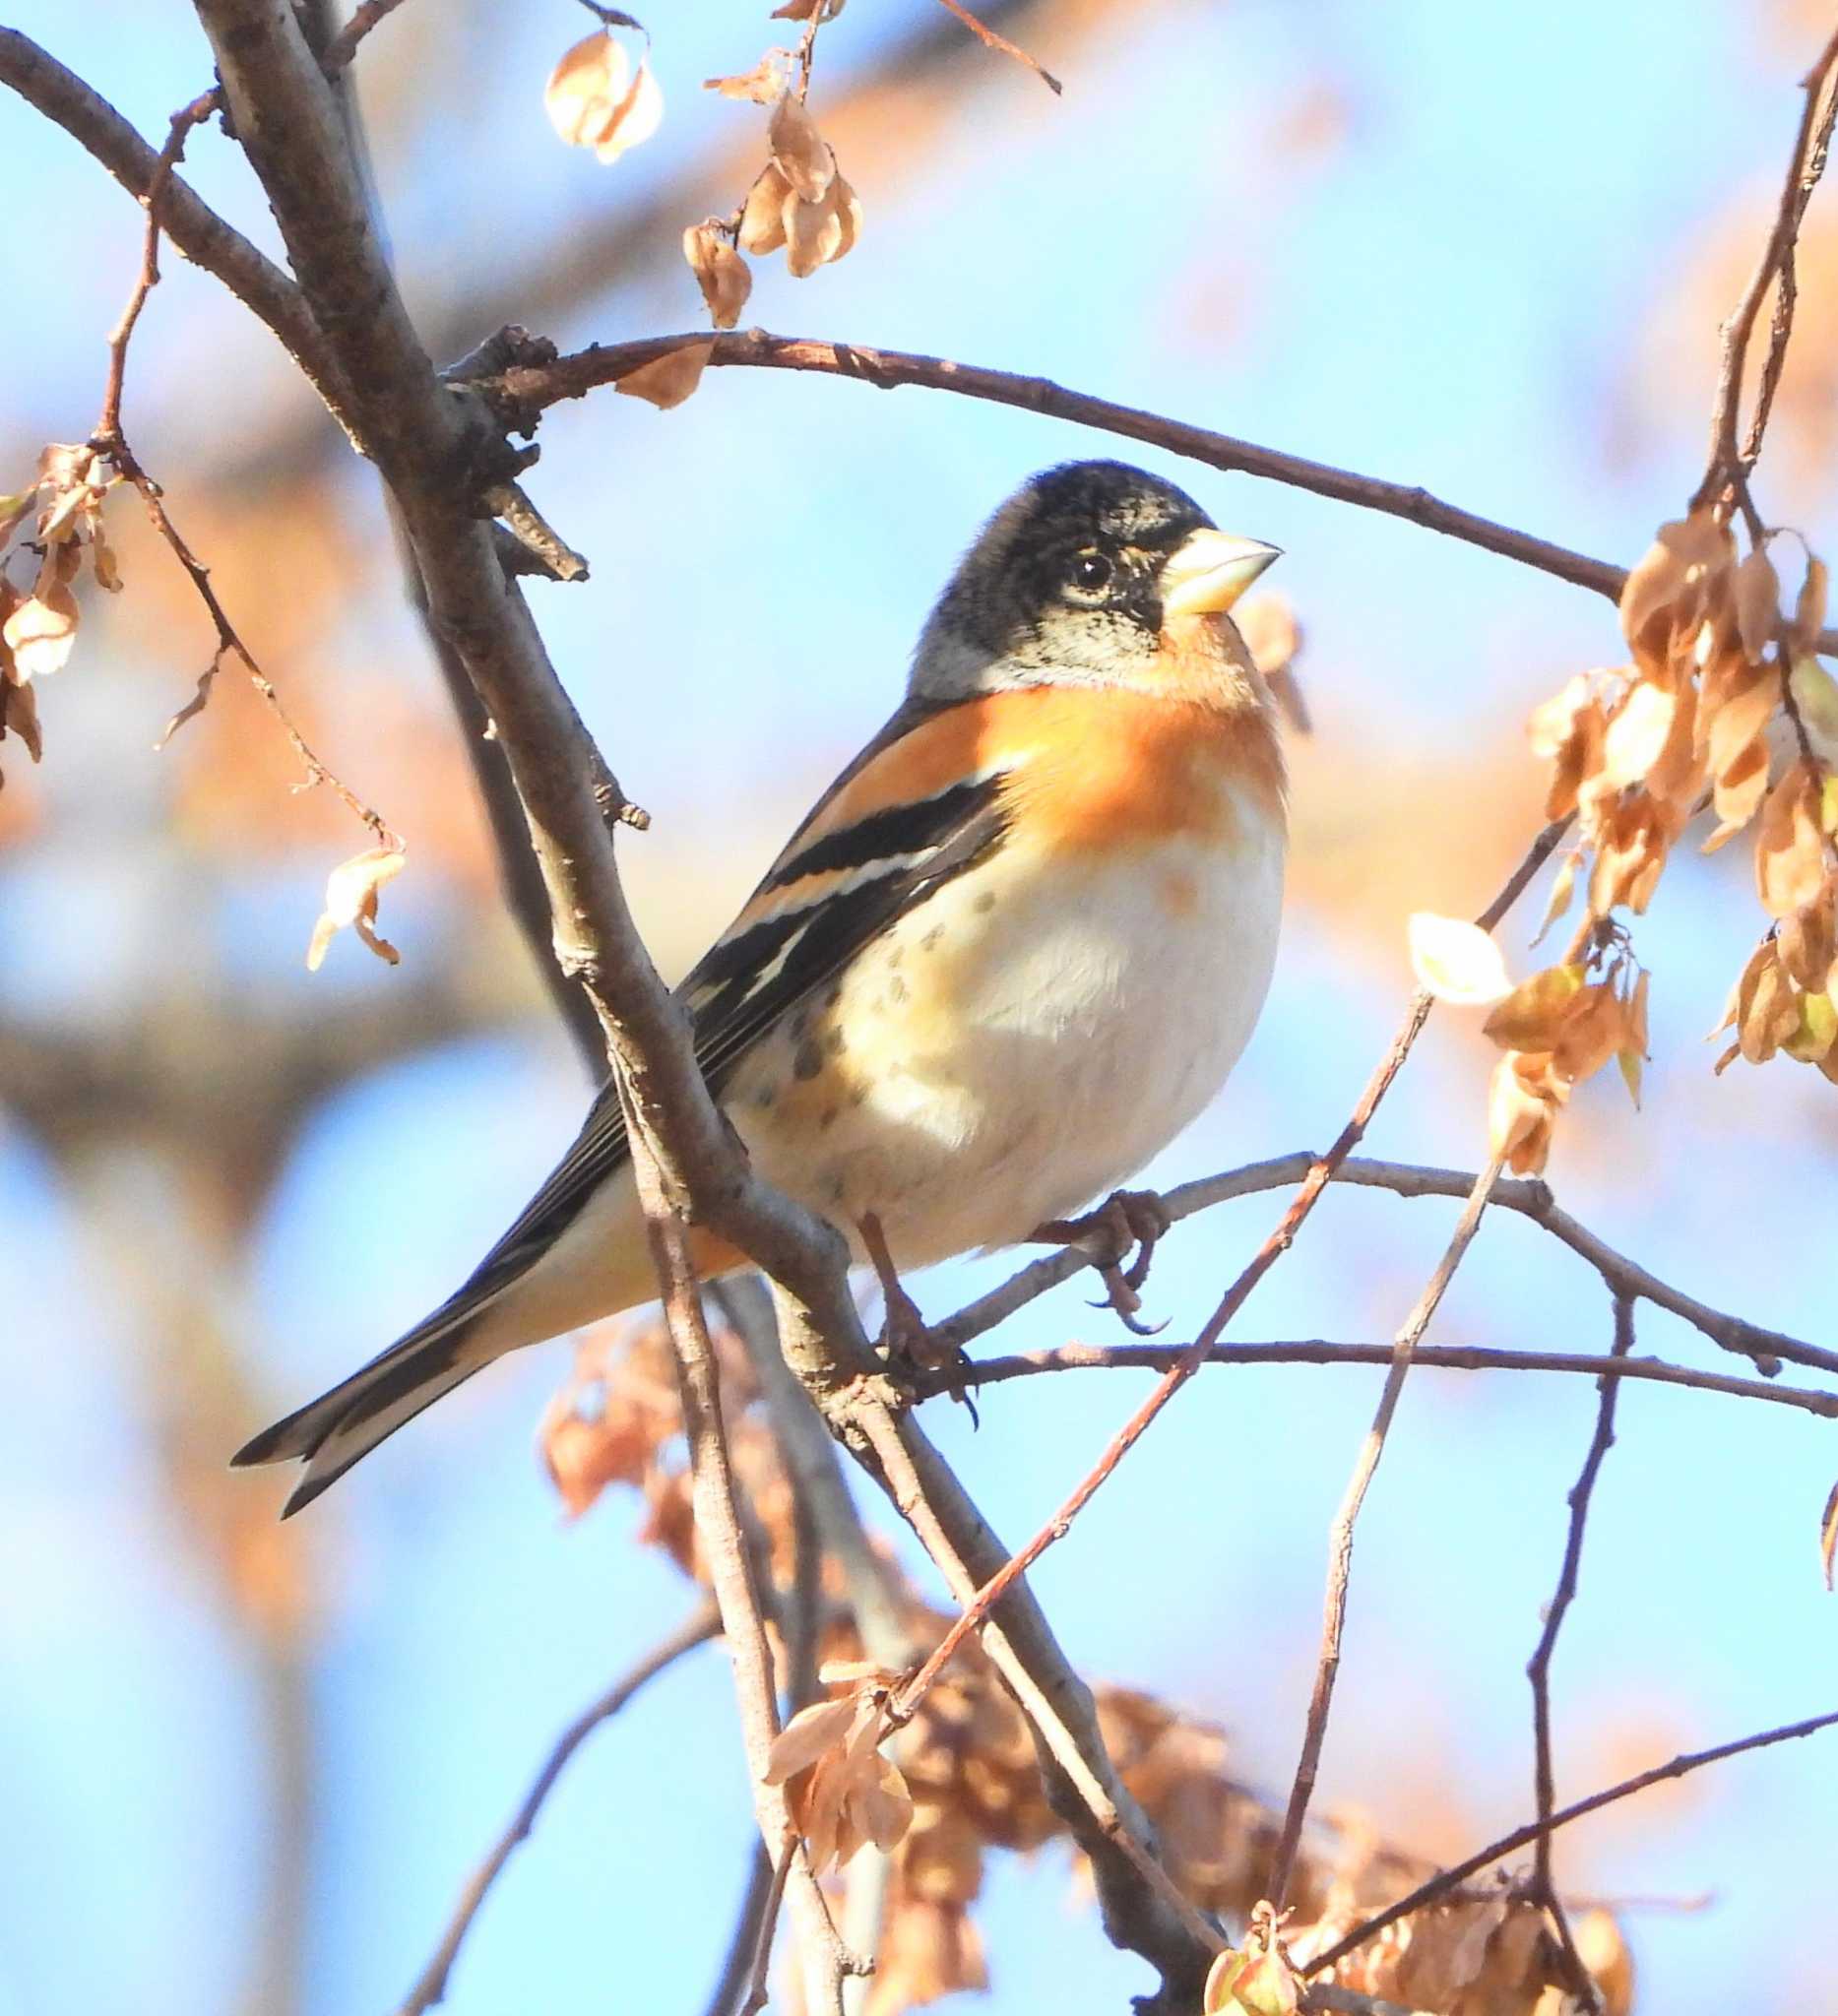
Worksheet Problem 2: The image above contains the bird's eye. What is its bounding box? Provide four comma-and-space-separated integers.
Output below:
1070, 551, 1113, 593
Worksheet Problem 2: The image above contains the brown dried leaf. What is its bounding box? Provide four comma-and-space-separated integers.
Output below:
1704, 661, 1780, 781
1482, 964, 1585, 1050
614, 343, 714, 410
1755, 764, 1825, 918
1735, 545, 1782, 662
783, 176, 845, 276
1552, 981, 1628, 1083
1703, 732, 1771, 850
1793, 553, 1829, 656
0, 674, 42, 765
682, 223, 752, 329
1821, 1479, 1838, 1593
765, 1694, 861, 1783
305, 847, 406, 972
1737, 942, 1797, 1063
769, 91, 835, 202
1487, 1049, 1563, 1175
1777, 886, 1837, 990
704, 53, 790, 101
737, 161, 792, 253
544, 31, 663, 161
1618, 510, 1730, 653
1, 579, 78, 680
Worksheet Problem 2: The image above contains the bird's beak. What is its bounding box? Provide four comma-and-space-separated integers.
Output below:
1159, 528, 1282, 620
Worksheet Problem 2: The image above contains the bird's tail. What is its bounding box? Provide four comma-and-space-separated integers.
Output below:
233, 1302, 488, 1518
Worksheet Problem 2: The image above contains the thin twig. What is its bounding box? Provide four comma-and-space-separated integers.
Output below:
1267, 1159, 1505, 1906
1308, 1708, 1838, 1978
741, 1850, 798, 2016
396, 1600, 721, 2016
94, 89, 220, 443
472, 333, 1838, 657
1696, 25, 1838, 501
928, 0, 1061, 94
1521, 1294, 1635, 2015
932, 1336, 1838, 1419
321, 0, 417, 74
928, 1149, 1833, 1378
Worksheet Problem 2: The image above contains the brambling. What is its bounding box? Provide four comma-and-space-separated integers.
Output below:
239, 461, 1287, 1514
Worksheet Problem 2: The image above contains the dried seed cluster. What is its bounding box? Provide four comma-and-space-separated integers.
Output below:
1415, 509, 1836, 1173
0, 443, 123, 785
539, 1318, 1626, 2016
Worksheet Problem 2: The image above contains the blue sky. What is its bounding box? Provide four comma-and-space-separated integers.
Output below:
2, 3, 1835, 2013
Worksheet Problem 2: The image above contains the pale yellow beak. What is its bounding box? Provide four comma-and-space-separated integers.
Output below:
1159, 528, 1282, 620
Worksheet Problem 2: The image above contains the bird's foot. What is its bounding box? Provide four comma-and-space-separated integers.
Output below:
858, 1212, 981, 1422
1033, 1188, 1173, 1336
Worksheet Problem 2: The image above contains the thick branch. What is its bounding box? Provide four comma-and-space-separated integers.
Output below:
468, 332, 1838, 655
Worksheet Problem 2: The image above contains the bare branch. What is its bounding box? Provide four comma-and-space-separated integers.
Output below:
1309, 1707, 1838, 1978
1697, 25, 1838, 502
0, 30, 351, 429
934, 1335, 1838, 1420
1268, 1159, 1504, 1906
397, 1601, 721, 2016
931, 1151, 1834, 1378
466, 335, 1838, 656
928, 0, 1062, 94
322, 0, 417, 75
1520, 1294, 1636, 2015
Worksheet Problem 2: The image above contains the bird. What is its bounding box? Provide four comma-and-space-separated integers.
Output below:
237, 460, 1288, 1516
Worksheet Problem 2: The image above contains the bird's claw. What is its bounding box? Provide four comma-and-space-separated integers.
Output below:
1039, 1188, 1173, 1334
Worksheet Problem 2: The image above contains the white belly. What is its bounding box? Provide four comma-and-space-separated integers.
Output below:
726, 811, 1284, 1270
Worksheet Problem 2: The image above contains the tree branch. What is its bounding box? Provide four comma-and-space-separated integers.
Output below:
1267, 1160, 1504, 1906
931, 1336, 1838, 1419
1308, 1707, 1838, 1979
1696, 24, 1838, 502
1520, 1294, 1635, 2015
928, 1152, 1834, 1378
396, 1600, 721, 2016
0, 29, 352, 430
466, 333, 1838, 655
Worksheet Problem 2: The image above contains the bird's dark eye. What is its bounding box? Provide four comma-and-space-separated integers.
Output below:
1070, 551, 1113, 593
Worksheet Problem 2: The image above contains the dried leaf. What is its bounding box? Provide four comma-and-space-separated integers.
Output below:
783, 175, 845, 275
1755, 765, 1825, 919
593, 62, 663, 162
1482, 964, 1584, 1049
0, 674, 42, 764
1735, 545, 1781, 662
1487, 1049, 1564, 1175
765, 1695, 860, 1782
682, 223, 752, 329
704, 53, 790, 102
1821, 1480, 1838, 1593
1, 580, 78, 680
1407, 912, 1512, 1005
544, 30, 664, 161
1792, 553, 1829, 655
1702, 733, 1771, 850
1531, 849, 1581, 946
738, 161, 792, 252
1600, 678, 1675, 789
1618, 511, 1729, 652
1552, 981, 1627, 1082
306, 847, 406, 971
1790, 656, 1838, 764
1783, 989, 1837, 1064
1777, 889, 1836, 991
614, 343, 713, 410
1703, 662, 1779, 782
769, 91, 835, 202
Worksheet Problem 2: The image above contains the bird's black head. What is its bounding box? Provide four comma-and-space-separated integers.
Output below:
910, 461, 1276, 700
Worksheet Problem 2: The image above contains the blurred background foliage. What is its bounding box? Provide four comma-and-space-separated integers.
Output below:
2, 1, 1836, 2012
